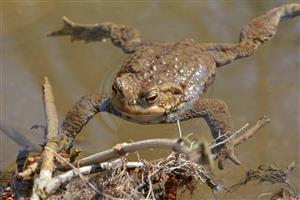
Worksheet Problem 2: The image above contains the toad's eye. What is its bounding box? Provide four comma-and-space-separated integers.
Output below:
145, 92, 158, 105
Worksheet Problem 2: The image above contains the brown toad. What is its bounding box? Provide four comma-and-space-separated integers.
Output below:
49, 4, 300, 167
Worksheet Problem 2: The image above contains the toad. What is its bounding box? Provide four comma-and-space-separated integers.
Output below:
49, 4, 300, 167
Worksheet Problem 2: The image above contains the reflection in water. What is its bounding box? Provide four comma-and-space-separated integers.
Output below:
2, 1, 299, 198
97, 63, 119, 132
0, 125, 39, 151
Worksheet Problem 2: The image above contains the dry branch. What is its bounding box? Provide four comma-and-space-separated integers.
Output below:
16, 148, 82, 180
77, 139, 189, 167
31, 77, 59, 199
16, 161, 41, 180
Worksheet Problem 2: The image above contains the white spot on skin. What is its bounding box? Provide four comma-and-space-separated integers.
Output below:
183, 64, 209, 101
143, 73, 149, 78
198, 64, 204, 70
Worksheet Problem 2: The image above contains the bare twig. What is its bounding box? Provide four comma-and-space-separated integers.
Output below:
77, 138, 190, 167
44, 146, 100, 195
176, 120, 182, 139
146, 168, 161, 199
31, 77, 59, 199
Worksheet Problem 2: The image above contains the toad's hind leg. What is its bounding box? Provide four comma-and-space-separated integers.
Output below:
198, 4, 300, 67
48, 17, 142, 53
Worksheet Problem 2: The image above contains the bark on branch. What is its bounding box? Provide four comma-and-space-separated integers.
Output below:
31, 77, 59, 199
77, 139, 189, 167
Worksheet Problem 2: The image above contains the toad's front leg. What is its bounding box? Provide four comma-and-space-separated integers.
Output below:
171, 98, 240, 168
192, 98, 233, 141
58, 94, 119, 152
193, 98, 242, 168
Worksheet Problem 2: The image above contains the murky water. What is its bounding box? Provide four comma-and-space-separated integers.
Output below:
1, 1, 299, 199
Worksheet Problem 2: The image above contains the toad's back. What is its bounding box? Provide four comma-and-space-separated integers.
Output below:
118, 39, 216, 102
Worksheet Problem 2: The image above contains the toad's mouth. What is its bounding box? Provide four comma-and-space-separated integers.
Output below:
119, 110, 165, 123
111, 101, 166, 123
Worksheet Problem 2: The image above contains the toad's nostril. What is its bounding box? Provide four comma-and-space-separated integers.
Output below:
129, 99, 137, 105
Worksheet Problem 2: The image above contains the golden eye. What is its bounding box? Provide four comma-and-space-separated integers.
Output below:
145, 92, 158, 105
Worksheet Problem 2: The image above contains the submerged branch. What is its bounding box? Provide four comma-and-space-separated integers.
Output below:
231, 161, 296, 192
214, 116, 270, 169
232, 116, 271, 147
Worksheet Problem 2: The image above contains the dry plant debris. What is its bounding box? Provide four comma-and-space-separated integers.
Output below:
48, 153, 221, 200
270, 188, 300, 200
231, 161, 296, 192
